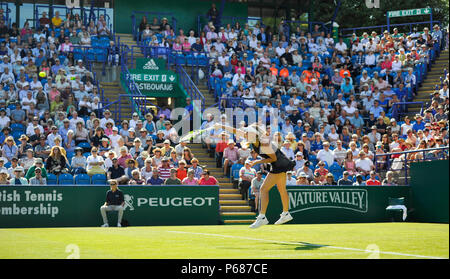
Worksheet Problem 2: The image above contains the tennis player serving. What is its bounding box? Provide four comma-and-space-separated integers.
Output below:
214, 122, 295, 229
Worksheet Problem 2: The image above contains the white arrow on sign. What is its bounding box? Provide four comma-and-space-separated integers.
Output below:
169, 75, 175, 82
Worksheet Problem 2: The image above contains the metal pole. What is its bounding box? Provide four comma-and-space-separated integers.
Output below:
430, 10, 433, 31
387, 14, 390, 33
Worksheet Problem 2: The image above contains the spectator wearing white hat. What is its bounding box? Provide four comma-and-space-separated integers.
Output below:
9, 166, 28, 185
100, 110, 115, 129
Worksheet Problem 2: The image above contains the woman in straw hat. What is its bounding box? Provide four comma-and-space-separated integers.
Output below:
2, 136, 18, 162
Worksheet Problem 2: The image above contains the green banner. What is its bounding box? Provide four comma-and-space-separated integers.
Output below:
410, 160, 449, 223
266, 186, 411, 224
387, 8, 431, 18
0, 186, 220, 228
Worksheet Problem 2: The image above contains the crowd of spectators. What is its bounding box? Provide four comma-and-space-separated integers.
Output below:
191, 20, 449, 186
0, 7, 448, 188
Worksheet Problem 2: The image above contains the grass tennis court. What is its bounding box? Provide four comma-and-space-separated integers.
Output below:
0, 223, 448, 259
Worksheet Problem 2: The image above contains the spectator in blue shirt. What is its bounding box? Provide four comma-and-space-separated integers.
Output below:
147, 168, 164, 185
310, 132, 324, 155
395, 83, 408, 102
351, 110, 365, 130
369, 100, 384, 118
412, 114, 426, 132
340, 77, 354, 96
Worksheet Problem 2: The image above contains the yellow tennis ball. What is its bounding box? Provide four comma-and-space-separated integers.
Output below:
39, 71, 46, 78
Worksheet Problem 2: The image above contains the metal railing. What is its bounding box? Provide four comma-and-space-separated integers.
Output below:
0, 2, 11, 27
340, 20, 441, 37
391, 101, 424, 121
176, 64, 205, 112
374, 146, 449, 185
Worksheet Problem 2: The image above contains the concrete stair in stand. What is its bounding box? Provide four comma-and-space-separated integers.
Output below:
188, 143, 256, 225
100, 81, 132, 119
113, 34, 256, 224
407, 49, 449, 117
194, 78, 256, 224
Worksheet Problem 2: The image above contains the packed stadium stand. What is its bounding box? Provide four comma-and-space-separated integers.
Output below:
0, 1, 448, 225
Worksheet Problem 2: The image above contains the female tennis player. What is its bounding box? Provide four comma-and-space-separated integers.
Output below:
214, 122, 295, 229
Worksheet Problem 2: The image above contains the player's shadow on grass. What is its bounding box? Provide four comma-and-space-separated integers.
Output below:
283, 242, 329, 251
219, 242, 328, 251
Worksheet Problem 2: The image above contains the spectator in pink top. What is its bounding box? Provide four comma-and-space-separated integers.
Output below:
198, 169, 219, 185
223, 140, 239, 177
172, 37, 182, 51
117, 146, 132, 169
182, 38, 191, 52
182, 169, 198, 185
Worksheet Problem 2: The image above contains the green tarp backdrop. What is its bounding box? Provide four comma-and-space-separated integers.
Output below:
0, 186, 220, 228
409, 160, 449, 223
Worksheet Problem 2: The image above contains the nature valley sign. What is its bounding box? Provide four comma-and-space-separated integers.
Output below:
266, 186, 411, 224
288, 188, 368, 213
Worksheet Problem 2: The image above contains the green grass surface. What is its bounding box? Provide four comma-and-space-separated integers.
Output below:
0, 223, 448, 259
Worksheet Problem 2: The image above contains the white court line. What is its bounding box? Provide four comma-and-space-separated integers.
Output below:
167, 230, 447, 259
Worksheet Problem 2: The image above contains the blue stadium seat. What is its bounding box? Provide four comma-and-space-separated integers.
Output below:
47, 174, 58, 185
231, 163, 243, 182
11, 123, 25, 133
75, 174, 91, 185
58, 173, 74, 185
91, 174, 107, 185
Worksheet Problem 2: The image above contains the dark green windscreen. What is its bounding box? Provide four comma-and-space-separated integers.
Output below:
114, 0, 249, 34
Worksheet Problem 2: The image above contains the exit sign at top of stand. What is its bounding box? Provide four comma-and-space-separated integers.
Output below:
387, 8, 431, 18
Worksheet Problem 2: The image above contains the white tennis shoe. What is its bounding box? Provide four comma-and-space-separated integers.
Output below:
274, 212, 293, 225
101, 223, 109, 227
117, 223, 122, 227
249, 215, 269, 229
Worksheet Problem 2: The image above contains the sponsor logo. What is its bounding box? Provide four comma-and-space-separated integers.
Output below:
143, 59, 159, 70
288, 188, 368, 213
123, 194, 134, 211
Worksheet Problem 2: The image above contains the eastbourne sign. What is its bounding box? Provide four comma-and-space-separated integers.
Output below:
387, 8, 431, 18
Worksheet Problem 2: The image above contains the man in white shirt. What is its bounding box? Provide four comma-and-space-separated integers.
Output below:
21, 91, 36, 111
100, 110, 115, 129
351, 40, 364, 55
248, 34, 258, 50
26, 116, 44, 136
232, 68, 245, 86
316, 141, 335, 167
69, 111, 84, 130
333, 140, 347, 165
275, 45, 285, 57
355, 151, 374, 176
218, 52, 229, 66
364, 50, 376, 67
242, 89, 256, 107
109, 127, 122, 150
334, 93, 347, 106
335, 38, 347, 54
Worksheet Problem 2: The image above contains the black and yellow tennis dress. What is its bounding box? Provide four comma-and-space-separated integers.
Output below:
252, 140, 296, 174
